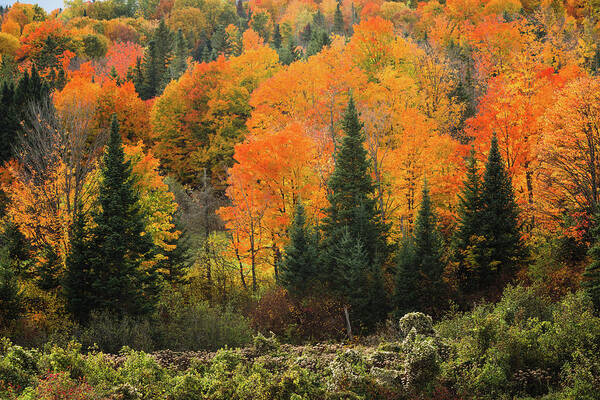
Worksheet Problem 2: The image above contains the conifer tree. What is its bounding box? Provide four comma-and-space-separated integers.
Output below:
479, 134, 525, 288
85, 116, 158, 318
272, 23, 282, 49
170, 29, 188, 81
278, 37, 300, 65
280, 202, 319, 297
64, 210, 95, 323
585, 212, 600, 312
140, 40, 160, 100
306, 29, 330, 57
321, 96, 390, 328
452, 146, 484, 293
0, 248, 23, 327
395, 183, 446, 315
333, 2, 345, 35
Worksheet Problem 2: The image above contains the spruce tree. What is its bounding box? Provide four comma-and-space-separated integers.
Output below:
394, 237, 418, 316
140, 40, 160, 100
585, 212, 600, 312
64, 210, 95, 323
452, 146, 485, 294
333, 2, 345, 35
170, 29, 188, 81
85, 116, 158, 318
272, 23, 282, 49
280, 202, 319, 297
394, 183, 446, 316
321, 96, 390, 328
278, 38, 300, 65
306, 29, 330, 57
479, 134, 525, 288
0, 248, 23, 327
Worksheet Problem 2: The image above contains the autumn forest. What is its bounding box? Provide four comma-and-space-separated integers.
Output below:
1, 0, 600, 397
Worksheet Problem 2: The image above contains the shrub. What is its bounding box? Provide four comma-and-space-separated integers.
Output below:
154, 292, 253, 351
77, 312, 154, 353
253, 332, 280, 354
38, 342, 86, 380
398, 312, 434, 337
26, 372, 99, 400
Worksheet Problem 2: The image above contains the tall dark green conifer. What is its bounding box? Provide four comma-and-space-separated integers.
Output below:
64, 210, 95, 323
321, 96, 390, 328
140, 40, 161, 100
272, 23, 282, 49
170, 29, 188, 81
333, 2, 345, 35
585, 212, 600, 312
280, 202, 319, 297
452, 146, 485, 294
479, 134, 525, 288
395, 183, 446, 316
85, 116, 158, 318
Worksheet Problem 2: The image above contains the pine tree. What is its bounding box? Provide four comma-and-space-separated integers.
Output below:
478, 134, 526, 288
452, 146, 485, 294
85, 116, 158, 318
585, 212, 600, 312
394, 183, 446, 316
0, 248, 23, 327
321, 96, 390, 328
210, 25, 227, 57
333, 2, 345, 35
394, 237, 418, 316
300, 23, 312, 45
140, 40, 161, 100
1, 67, 49, 165
280, 202, 319, 297
272, 23, 282, 49
278, 37, 300, 65
312, 10, 326, 30
306, 29, 330, 57
170, 29, 188, 81
64, 210, 95, 323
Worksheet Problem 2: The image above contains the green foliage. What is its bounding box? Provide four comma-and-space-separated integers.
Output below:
0, 248, 24, 328
584, 210, 600, 311
280, 202, 319, 297
67, 117, 158, 322
321, 97, 390, 329
395, 183, 447, 316
333, 3, 345, 35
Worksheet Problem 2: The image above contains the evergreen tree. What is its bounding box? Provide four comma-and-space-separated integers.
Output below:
478, 134, 526, 288
280, 202, 319, 297
140, 40, 161, 100
0, 248, 23, 327
210, 25, 228, 57
306, 29, 330, 57
333, 2, 345, 35
1, 67, 49, 165
278, 37, 300, 65
394, 237, 418, 316
585, 212, 600, 312
321, 96, 390, 328
312, 10, 326, 30
452, 146, 485, 294
64, 210, 95, 323
84, 116, 158, 319
404, 183, 446, 314
170, 29, 188, 81
300, 23, 312, 45
272, 23, 282, 49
